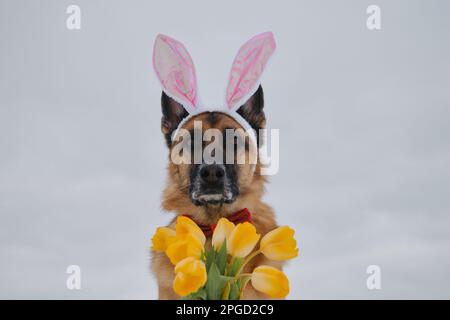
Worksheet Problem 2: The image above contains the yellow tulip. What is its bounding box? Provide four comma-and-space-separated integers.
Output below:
260, 226, 299, 261
251, 265, 289, 298
151, 227, 176, 252
165, 234, 203, 265
211, 218, 235, 251
173, 257, 207, 297
228, 222, 260, 258
176, 216, 206, 245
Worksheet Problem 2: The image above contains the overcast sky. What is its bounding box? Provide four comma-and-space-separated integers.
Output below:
1, 0, 449, 299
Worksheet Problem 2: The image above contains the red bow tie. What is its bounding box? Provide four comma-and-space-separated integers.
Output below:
183, 208, 253, 237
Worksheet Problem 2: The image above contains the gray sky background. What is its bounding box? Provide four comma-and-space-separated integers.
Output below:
1, 0, 450, 299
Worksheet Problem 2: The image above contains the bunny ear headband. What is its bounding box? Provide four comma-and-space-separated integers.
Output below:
152, 32, 276, 145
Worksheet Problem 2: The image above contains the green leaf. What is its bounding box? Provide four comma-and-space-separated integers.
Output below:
200, 250, 206, 263
204, 247, 216, 272
228, 280, 240, 300
196, 288, 207, 300
227, 257, 245, 277
216, 240, 228, 275
205, 262, 228, 300
181, 287, 207, 300
221, 281, 231, 300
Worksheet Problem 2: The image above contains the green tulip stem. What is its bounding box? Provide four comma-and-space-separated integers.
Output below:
222, 273, 251, 300
235, 249, 261, 276
238, 276, 252, 300
234, 273, 252, 280
227, 273, 252, 299
221, 282, 231, 300
225, 257, 234, 276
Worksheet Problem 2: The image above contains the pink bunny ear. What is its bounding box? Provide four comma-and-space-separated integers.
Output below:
226, 32, 276, 109
153, 34, 198, 109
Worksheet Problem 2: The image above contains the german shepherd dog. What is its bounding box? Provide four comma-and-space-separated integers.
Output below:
151, 85, 282, 299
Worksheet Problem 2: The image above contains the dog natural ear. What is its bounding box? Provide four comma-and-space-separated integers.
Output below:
236, 85, 266, 131
161, 92, 189, 146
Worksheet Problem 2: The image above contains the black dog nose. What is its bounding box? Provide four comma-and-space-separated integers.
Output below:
199, 165, 225, 184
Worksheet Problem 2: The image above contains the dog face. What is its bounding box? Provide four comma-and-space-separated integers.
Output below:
160, 86, 266, 208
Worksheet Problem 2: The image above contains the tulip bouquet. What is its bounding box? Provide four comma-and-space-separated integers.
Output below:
152, 216, 298, 299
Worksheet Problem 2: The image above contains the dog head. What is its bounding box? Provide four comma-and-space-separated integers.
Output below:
153, 32, 275, 217
160, 86, 266, 208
